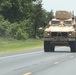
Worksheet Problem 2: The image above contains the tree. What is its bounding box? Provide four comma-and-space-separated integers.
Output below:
0, 0, 54, 39
0, 0, 36, 22
32, 0, 43, 38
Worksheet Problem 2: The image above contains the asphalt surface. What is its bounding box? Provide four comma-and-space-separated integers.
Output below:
0, 47, 76, 75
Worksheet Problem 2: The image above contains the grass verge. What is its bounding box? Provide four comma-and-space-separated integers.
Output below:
0, 37, 43, 53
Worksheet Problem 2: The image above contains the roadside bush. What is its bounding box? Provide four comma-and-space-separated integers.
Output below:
0, 19, 10, 37
15, 28, 29, 40
8, 22, 29, 40
0, 15, 4, 21
8, 22, 19, 38
20, 19, 34, 38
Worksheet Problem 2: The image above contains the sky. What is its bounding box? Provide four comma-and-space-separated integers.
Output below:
42, 0, 76, 15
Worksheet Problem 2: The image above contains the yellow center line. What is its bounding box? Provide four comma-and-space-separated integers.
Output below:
23, 72, 32, 75
54, 62, 60, 64
70, 56, 74, 58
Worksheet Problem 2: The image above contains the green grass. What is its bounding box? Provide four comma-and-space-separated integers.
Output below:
0, 37, 43, 53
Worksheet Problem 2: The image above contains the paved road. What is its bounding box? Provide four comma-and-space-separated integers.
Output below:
0, 47, 76, 75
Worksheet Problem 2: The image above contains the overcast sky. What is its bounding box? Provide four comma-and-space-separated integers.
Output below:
42, 0, 76, 15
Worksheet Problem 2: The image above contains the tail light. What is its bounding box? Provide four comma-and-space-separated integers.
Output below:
68, 32, 72, 36
45, 32, 50, 35
68, 31, 74, 36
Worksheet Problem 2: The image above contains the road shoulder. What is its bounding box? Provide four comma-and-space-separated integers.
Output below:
0, 47, 43, 57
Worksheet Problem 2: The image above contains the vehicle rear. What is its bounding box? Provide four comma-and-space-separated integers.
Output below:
44, 10, 76, 52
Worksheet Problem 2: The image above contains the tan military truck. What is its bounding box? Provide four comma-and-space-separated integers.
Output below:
44, 10, 76, 52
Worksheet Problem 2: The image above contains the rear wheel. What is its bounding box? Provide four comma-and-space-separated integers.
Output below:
44, 41, 55, 52
50, 46, 55, 52
69, 41, 76, 52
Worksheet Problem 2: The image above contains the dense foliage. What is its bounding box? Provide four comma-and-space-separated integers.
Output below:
0, 0, 54, 40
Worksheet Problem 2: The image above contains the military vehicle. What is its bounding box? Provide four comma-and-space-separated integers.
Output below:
44, 10, 76, 52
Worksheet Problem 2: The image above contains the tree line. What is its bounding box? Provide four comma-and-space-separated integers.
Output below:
0, 0, 53, 40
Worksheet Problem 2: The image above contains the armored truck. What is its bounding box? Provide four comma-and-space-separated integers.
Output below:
44, 10, 76, 52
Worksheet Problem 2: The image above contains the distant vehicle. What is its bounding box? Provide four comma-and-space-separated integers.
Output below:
44, 10, 76, 52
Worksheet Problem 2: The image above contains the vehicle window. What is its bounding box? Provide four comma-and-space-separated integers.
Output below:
64, 21, 72, 24
51, 21, 60, 24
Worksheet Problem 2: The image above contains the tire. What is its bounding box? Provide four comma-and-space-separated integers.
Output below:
44, 41, 55, 52
69, 41, 76, 52
44, 41, 50, 52
50, 46, 55, 52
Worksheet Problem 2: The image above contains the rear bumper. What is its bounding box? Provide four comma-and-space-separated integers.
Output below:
44, 37, 75, 41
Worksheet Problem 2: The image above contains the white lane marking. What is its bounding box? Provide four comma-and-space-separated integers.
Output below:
0, 47, 68, 60
0, 51, 43, 60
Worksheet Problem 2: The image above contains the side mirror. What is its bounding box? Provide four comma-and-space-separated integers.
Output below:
39, 27, 43, 30
72, 17, 75, 20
